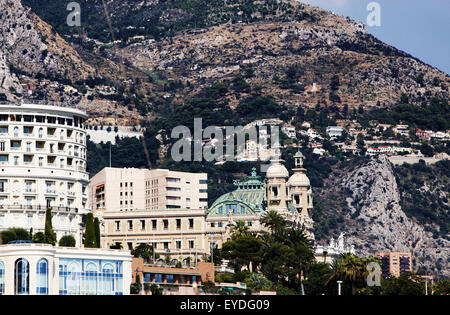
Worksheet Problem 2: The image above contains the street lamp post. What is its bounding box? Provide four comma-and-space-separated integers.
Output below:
337, 281, 343, 296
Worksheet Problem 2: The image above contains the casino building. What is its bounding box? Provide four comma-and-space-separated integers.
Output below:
206, 142, 315, 248
0, 101, 89, 246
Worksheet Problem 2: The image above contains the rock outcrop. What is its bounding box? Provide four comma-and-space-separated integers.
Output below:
0, 50, 22, 99
0, 0, 95, 98
341, 155, 449, 277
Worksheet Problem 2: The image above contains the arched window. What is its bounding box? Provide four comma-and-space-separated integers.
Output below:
15, 258, 29, 295
102, 263, 114, 295
36, 258, 49, 295
85, 262, 98, 295
67, 261, 81, 295
13, 127, 19, 137
0, 260, 4, 295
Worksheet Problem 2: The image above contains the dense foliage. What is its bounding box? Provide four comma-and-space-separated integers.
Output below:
360, 98, 450, 131
394, 160, 450, 240
83, 213, 97, 248
44, 207, 57, 245
59, 235, 76, 247
0, 228, 30, 244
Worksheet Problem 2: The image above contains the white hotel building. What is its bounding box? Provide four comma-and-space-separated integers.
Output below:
0, 102, 89, 246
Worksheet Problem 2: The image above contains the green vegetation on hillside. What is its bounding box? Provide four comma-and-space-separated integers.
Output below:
394, 160, 450, 240
23, 0, 314, 43
359, 98, 450, 131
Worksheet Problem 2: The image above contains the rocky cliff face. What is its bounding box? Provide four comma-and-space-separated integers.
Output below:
0, 0, 95, 98
0, 50, 22, 100
333, 155, 449, 277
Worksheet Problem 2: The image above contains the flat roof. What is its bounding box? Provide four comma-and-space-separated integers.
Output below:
0, 101, 88, 118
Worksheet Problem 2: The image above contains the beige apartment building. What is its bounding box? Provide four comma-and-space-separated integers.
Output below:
90, 167, 208, 213
376, 251, 413, 278
98, 208, 209, 263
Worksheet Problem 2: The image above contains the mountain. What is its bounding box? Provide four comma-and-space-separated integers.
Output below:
0, 0, 446, 125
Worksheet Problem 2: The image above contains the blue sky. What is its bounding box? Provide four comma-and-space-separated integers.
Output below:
300, 0, 450, 75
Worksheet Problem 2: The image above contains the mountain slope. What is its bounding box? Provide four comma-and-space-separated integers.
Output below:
4, 0, 446, 123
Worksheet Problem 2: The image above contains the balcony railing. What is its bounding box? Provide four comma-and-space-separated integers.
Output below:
0, 204, 79, 213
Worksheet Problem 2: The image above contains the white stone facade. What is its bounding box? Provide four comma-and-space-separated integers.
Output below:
315, 232, 356, 264
0, 102, 89, 246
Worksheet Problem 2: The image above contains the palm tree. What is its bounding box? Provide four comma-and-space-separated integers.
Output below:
231, 220, 249, 238
337, 254, 366, 295
261, 210, 286, 234
286, 228, 314, 289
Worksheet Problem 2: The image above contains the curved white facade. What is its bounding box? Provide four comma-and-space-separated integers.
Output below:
0, 243, 132, 295
0, 102, 89, 246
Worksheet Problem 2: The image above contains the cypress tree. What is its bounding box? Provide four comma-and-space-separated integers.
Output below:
94, 217, 101, 248
84, 213, 96, 248
44, 208, 57, 245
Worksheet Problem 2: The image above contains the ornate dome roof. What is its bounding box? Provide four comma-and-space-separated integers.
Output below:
288, 171, 310, 187
266, 162, 289, 178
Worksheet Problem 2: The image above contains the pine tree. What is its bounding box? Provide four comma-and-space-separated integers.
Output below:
84, 213, 96, 248
94, 217, 101, 248
44, 208, 57, 245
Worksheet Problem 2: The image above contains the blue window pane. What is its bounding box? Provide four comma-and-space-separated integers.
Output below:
36, 259, 48, 295
0, 261, 4, 295
15, 258, 29, 295
58, 259, 123, 295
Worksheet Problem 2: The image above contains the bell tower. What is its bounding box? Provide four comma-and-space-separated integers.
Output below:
287, 151, 314, 239
265, 141, 289, 215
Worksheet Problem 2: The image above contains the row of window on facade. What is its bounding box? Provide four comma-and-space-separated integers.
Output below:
0, 180, 85, 193
115, 218, 195, 231
216, 204, 247, 215
143, 273, 198, 284
210, 221, 253, 228
0, 213, 75, 227
0, 139, 85, 157
0, 155, 86, 169
166, 178, 207, 185
0, 258, 123, 295
119, 240, 196, 251
0, 114, 85, 128
0, 125, 85, 143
